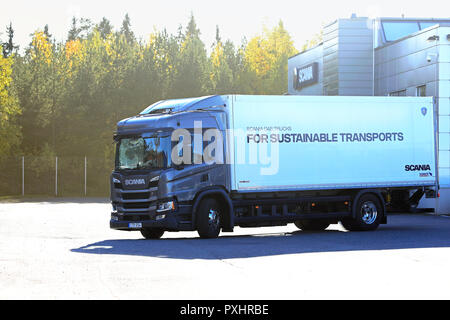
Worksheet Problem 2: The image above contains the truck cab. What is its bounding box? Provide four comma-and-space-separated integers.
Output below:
110, 96, 232, 239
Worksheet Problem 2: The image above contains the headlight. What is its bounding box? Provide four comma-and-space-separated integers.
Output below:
150, 176, 160, 183
157, 201, 175, 213
113, 178, 121, 184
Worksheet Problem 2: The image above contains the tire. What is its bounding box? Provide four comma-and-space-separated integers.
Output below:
341, 194, 383, 232
141, 228, 165, 240
294, 220, 330, 231
197, 198, 222, 239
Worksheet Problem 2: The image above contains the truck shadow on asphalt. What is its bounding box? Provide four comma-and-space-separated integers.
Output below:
71, 215, 450, 260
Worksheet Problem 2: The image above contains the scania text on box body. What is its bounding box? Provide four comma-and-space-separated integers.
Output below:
110, 95, 438, 239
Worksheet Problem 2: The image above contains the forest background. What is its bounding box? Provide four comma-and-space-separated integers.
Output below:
0, 14, 310, 196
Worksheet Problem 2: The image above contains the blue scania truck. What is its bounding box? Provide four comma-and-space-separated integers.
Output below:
110, 95, 438, 239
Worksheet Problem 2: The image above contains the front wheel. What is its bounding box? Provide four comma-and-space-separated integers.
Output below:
341, 194, 383, 232
141, 228, 165, 240
197, 198, 222, 239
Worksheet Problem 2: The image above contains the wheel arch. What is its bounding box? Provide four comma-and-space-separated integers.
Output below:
192, 188, 234, 232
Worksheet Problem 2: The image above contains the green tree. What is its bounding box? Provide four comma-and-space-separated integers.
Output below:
43, 24, 52, 40
210, 26, 233, 94
171, 14, 209, 98
15, 31, 57, 155
223, 40, 242, 91
67, 17, 93, 41
67, 17, 79, 41
120, 13, 135, 43
2, 23, 18, 58
96, 18, 113, 40
146, 28, 179, 101
0, 45, 21, 158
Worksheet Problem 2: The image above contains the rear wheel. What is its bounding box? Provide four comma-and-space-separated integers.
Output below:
294, 220, 330, 231
197, 198, 222, 239
141, 228, 165, 240
341, 194, 383, 231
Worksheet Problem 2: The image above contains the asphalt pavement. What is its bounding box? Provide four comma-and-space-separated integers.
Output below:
1, 199, 450, 300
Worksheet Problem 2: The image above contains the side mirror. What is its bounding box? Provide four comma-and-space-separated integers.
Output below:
173, 163, 185, 171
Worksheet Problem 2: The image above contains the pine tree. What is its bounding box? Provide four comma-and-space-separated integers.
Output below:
214, 25, 221, 48
186, 13, 200, 39
68, 17, 93, 41
120, 13, 135, 43
43, 24, 52, 40
2, 23, 18, 57
97, 18, 113, 39
79, 18, 93, 39
67, 17, 79, 41
210, 26, 233, 94
171, 14, 209, 98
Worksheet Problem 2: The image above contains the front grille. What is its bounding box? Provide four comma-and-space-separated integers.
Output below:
122, 192, 151, 200
123, 203, 152, 210
113, 175, 158, 214
121, 215, 153, 222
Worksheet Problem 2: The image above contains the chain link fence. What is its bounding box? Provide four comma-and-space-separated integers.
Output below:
0, 156, 112, 197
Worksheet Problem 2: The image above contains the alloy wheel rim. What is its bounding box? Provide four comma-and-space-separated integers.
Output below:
361, 201, 378, 225
208, 209, 220, 229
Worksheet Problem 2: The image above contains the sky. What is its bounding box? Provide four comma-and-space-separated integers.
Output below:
1, 0, 450, 52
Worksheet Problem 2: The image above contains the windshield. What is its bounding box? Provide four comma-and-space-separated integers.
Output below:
116, 135, 172, 170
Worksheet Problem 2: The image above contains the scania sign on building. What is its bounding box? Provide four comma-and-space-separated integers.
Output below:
293, 63, 318, 90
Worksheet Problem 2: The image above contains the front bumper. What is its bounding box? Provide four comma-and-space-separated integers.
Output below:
110, 204, 194, 231
110, 214, 178, 231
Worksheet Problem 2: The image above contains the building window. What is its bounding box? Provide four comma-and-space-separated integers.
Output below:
380, 20, 448, 44
417, 85, 427, 97
420, 22, 438, 29
389, 90, 407, 96
382, 22, 420, 42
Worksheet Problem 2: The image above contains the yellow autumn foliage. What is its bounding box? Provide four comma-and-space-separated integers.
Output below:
65, 39, 83, 60
245, 21, 298, 78
211, 42, 224, 68
31, 31, 53, 65
0, 45, 21, 156
245, 36, 272, 76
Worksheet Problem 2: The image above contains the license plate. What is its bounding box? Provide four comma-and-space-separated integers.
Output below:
129, 223, 143, 229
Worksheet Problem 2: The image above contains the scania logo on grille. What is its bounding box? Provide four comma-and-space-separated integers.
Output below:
124, 179, 146, 186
